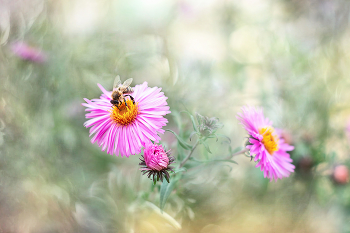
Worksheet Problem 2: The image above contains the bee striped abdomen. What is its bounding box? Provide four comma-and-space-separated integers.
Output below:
123, 87, 134, 94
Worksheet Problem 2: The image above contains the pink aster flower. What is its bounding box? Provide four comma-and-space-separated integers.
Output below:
139, 143, 175, 183
11, 42, 47, 63
82, 82, 170, 157
237, 106, 295, 181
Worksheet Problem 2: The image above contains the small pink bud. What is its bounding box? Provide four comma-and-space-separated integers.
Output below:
139, 143, 175, 183
333, 165, 349, 184
144, 144, 169, 171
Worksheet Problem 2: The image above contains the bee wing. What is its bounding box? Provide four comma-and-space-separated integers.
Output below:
122, 78, 133, 88
113, 75, 122, 90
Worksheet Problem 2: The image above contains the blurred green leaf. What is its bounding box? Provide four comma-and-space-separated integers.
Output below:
160, 178, 177, 211
200, 140, 212, 154
166, 129, 192, 150
195, 112, 202, 125
189, 131, 198, 141
173, 167, 187, 173
144, 201, 181, 229
181, 110, 198, 132
215, 133, 231, 144
207, 134, 218, 142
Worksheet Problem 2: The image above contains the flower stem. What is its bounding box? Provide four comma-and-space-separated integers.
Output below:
223, 148, 249, 160
179, 141, 199, 168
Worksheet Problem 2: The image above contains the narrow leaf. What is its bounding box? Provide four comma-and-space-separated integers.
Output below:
181, 111, 198, 132
160, 179, 176, 211
173, 167, 187, 173
166, 129, 192, 150
189, 131, 197, 141
215, 133, 231, 143
201, 140, 212, 154
207, 134, 218, 141
144, 201, 182, 229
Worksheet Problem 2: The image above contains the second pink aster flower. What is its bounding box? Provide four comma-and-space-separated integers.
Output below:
82, 81, 170, 157
237, 106, 295, 181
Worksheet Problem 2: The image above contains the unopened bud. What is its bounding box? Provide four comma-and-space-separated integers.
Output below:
196, 113, 223, 137
333, 165, 349, 184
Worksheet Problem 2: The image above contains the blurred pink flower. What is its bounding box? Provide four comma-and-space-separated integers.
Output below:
333, 165, 349, 184
11, 41, 47, 63
82, 82, 170, 157
139, 143, 175, 183
237, 106, 295, 182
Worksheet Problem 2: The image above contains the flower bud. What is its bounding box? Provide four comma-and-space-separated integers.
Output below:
196, 113, 223, 137
333, 165, 349, 184
139, 143, 175, 183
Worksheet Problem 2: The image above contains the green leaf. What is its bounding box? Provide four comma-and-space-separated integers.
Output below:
195, 112, 203, 125
165, 129, 192, 150
144, 202, 182, 229
173, 167, 187, 173
160, 178, 177, 211
164, 174, 170, 183
189, 131, 197, 141
201, 140, 212, 154
207, 134, 218, 141
215, 133, 231, 143
181, 111, 198, 132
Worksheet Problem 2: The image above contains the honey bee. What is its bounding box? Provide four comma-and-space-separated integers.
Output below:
110, 76, 135, 109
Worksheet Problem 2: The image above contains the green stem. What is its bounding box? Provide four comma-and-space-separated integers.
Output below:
179, 141, 199, 168
223, 148, 249, 160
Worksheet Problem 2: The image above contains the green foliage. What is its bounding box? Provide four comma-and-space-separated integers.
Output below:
160, 175, 180, 211
165, 129, 192, 150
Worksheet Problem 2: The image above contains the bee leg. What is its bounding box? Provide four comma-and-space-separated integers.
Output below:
130, 95, 135, 105
124, 97, 128, 107
124, 95, 135, 105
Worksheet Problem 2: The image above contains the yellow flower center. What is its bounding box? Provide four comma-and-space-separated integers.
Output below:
110, 99, 139, 126
259, 127, 279, 155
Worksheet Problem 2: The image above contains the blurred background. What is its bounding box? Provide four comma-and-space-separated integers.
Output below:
1, 0, 350, 232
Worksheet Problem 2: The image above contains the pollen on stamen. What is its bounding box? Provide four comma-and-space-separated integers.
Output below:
259, 127, 279, 155
110, 99, 139, 126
